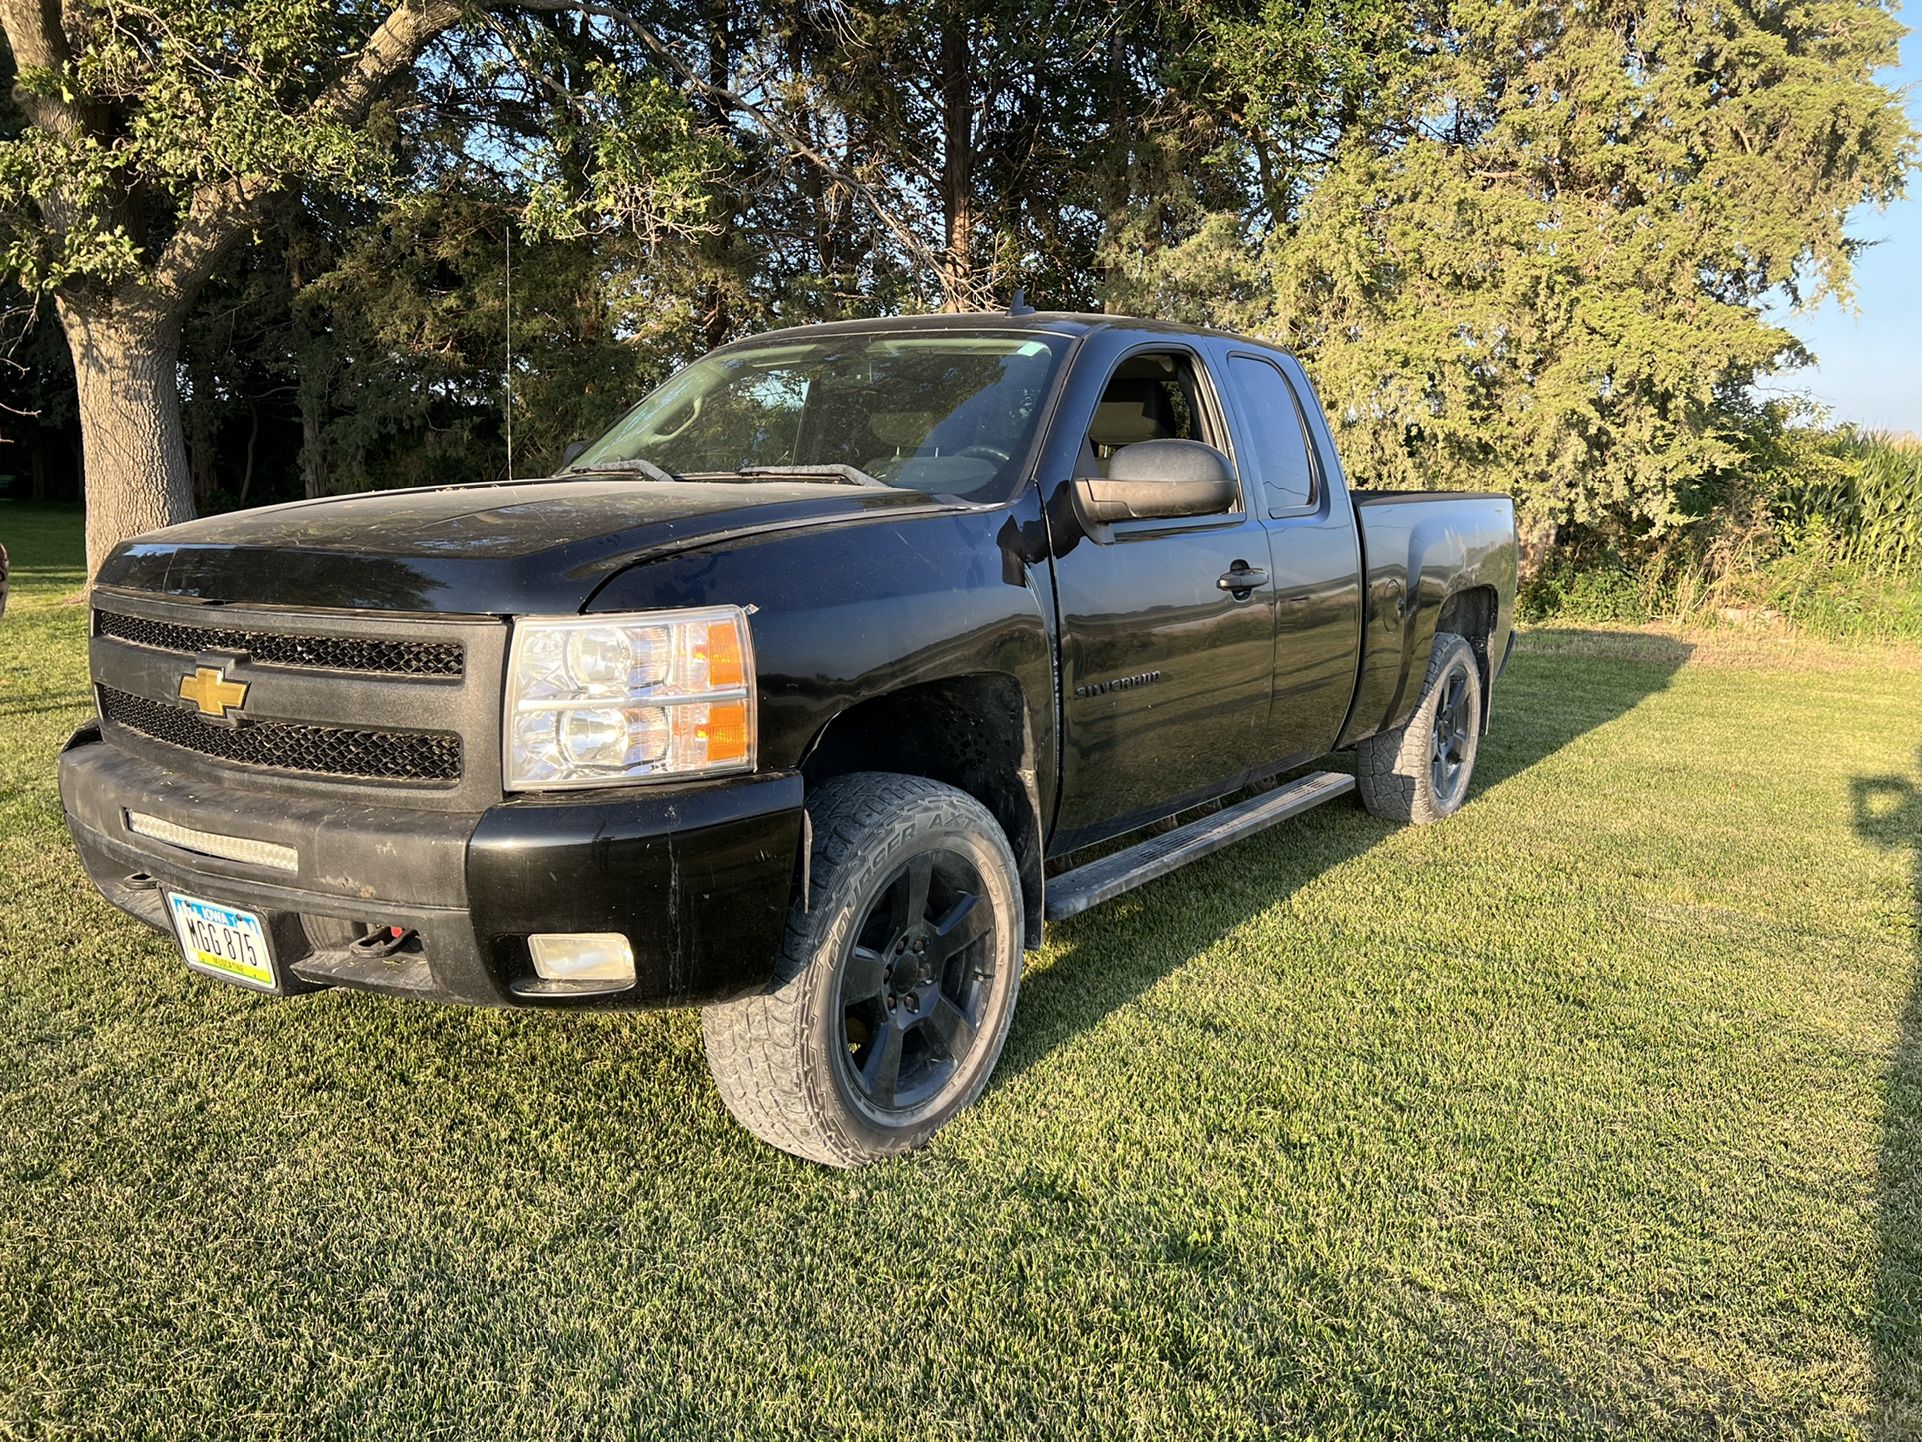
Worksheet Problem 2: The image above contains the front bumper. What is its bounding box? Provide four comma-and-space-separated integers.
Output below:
59, 725, 804, 1008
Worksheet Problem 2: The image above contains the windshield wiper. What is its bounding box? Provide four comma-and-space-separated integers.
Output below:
565, 456, 681, 484
730, 464, 889, 489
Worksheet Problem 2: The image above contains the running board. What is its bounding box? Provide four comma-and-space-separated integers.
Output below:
1044, 770, 1356, 922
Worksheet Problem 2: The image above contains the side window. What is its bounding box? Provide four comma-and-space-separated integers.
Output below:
1226, 355, 1315, 515
1084, 351, 1220, 477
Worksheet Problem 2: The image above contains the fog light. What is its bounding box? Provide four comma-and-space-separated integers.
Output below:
528, 933, 636, 984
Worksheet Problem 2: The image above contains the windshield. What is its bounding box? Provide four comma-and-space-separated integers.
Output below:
569, 330, 1072, 503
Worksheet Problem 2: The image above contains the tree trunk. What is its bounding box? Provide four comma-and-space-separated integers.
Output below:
186, 361, 221, 511
289, 252, 333, 501
938, 17, 975, 310
298, 387, 330, 499
59, 297, 194, 580
237, 405, 260, 505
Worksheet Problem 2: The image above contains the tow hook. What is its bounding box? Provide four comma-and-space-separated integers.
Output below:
349, 925, 416, 959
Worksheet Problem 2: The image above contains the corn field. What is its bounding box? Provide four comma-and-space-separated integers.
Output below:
1788, 430, 1922, 578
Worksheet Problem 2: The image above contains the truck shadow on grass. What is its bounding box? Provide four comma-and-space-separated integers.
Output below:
1850, 756, 1922, 1439
999, 628, 1693, 1087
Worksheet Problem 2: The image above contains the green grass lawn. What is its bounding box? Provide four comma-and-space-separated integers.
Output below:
1, 500, 1918, 1439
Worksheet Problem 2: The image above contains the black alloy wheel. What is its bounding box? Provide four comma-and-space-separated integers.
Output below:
1355, 630, 1484, 825
1430, 666, 1474, 808
838, 850, 998, 1116
700, 772, 1024, 1166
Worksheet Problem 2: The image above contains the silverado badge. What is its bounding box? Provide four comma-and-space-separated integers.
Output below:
178, 665, 248, 720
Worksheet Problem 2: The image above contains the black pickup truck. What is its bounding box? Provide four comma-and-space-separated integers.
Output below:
61, 311, 1516, 1165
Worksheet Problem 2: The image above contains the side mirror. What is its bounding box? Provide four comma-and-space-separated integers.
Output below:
1071, 439, 1237, 527
560, 439, 590, 469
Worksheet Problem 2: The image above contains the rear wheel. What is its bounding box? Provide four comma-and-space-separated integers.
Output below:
1356, 631, 1483, 825
700, 773, 1023, 1167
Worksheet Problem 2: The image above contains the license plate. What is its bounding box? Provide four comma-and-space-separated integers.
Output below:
167, 893, 276, 991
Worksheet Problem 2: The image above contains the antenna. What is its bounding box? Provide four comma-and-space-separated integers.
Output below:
1008, 286, 1034, 317
504, 220, 514, 481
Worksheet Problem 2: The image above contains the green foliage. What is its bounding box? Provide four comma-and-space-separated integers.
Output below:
73, 0, 377, 187
1, 0, 1914, 583
1760, 543, 1922, 639
0, 138, 147, 289
0, 0, 394, 291
512, 53, 729, 250
1753, 431, 1922, 637
299, 188, 698, 486
1783, 431, 1922, 577
1118, 0, 1915, 547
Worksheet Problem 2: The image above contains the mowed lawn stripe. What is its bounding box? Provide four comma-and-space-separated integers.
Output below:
0, 502, 1915, 1439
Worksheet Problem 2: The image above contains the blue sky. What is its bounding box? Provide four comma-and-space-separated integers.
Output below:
1774, 17, 1922, 434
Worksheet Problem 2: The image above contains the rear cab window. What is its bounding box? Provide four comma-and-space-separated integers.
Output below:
1224, 353, 1317, 517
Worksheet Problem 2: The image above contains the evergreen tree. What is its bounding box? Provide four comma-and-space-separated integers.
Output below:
1121, 0, 1914, 544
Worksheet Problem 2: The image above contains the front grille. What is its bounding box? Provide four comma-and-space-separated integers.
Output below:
98, 686, 462, 783
96, 608, 463, 678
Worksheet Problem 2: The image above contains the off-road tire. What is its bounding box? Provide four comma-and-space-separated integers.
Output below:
1356, 631, 1483, 825
701, 773, 1024, 1167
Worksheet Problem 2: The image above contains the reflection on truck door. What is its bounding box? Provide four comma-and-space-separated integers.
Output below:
1048, 346, 1278, 851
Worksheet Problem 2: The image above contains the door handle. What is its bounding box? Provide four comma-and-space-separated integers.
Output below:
1217, 564, 1269, 593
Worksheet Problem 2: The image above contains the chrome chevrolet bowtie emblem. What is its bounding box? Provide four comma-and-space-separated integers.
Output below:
178, 665, 248, 720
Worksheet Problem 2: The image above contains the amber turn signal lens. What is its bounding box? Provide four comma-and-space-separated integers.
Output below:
696, 699, 751, 765
703, 620, 747, 689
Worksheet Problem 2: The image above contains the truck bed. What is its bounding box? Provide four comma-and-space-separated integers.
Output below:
1339, 489, 1520, 750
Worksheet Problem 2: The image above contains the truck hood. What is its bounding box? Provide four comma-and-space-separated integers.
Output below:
94, 477, 967, 614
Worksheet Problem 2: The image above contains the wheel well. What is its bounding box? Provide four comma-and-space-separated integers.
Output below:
800, 675, 1045, 946
1437, 585, 1500, 724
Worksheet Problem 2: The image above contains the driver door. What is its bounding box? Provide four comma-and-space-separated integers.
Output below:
1046, 340, 1277, 852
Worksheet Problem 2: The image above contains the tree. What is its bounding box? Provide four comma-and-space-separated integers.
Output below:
6, 0, 1908, 571
1114, 0, 1916, 547
0, 0, 478, 575
1296, 0, 1913, 543
0, 0, 978, 573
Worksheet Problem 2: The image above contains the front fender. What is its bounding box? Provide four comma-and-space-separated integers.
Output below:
580, 491, 1060, 819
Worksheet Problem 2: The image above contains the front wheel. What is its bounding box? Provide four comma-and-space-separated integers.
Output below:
700, 773, 1023, 1167
1356, 631, 1483, 824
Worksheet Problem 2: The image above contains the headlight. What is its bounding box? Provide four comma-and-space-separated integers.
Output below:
504, 607, 755, 790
